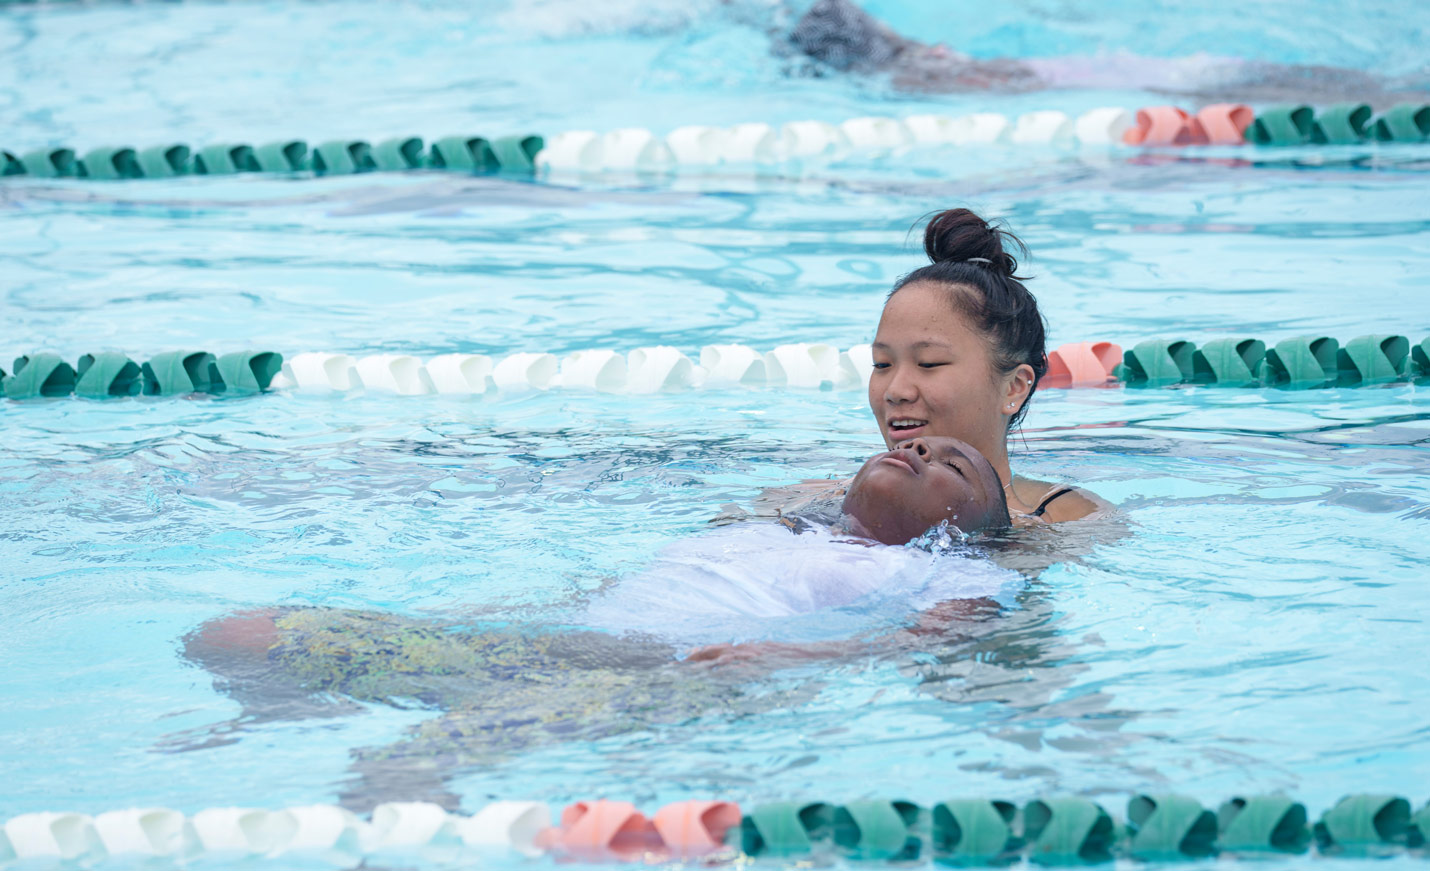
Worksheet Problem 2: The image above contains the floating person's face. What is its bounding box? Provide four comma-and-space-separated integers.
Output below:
841, 436, 1010, 545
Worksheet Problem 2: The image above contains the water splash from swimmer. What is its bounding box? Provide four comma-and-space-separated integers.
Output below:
906, 519, 972, 555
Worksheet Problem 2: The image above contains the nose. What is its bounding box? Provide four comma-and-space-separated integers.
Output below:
896, 437, 931, 461
884, 364, 917, 404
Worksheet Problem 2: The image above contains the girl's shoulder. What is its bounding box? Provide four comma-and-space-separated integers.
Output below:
1010, 477, 1111, 523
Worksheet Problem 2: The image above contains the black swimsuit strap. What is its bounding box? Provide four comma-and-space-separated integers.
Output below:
1029, 486, 1076, 518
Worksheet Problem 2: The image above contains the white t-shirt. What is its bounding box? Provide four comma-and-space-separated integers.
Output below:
577, 522, 1023, 646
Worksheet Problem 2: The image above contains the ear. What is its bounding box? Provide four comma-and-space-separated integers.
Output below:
1001, 363, 1036, 418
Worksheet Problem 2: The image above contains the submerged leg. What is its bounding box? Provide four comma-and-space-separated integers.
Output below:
164, 609, 365, 752
180, 606, 830, 808
335, 632, 768, 808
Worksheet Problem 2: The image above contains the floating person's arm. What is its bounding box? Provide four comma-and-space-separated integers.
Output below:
684, 637, 869, 668
683, 594, 1004, 669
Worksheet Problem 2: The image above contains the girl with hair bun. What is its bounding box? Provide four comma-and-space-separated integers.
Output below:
865, 208, 1108, 522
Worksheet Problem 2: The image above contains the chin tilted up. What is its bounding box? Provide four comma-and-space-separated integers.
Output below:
840, 436, 1012, 545
839, 480, 980, 546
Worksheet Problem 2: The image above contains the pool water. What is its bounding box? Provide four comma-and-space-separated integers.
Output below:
2, 0, 1429, 863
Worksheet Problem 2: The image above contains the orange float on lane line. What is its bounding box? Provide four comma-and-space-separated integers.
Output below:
548, 800, 664, 860
1196, 104, 1254, 144
1044, 341, 1122, 389
653, 801, 742, 855
1123, 106, 1209, 146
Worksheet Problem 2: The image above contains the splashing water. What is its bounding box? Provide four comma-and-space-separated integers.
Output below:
906, 519, 974, 555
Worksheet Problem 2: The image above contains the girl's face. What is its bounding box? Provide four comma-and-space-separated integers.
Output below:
867, 282, 1029, 460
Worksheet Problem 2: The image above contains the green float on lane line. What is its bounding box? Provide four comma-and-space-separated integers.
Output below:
136, 144, 191, 177
5, 353, 77, 399
215, 351, 283, 394
142, 351, 221, 395
1126, 794, 1217, 860
932, 799, 1018, 864
76, 353, 143, 398
1247, 105, 1316, 145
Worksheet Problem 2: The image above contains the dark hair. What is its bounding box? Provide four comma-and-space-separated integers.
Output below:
889, 208, 1048, 431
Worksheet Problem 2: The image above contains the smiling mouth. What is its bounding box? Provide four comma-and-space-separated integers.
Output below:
888, 418, 928, 435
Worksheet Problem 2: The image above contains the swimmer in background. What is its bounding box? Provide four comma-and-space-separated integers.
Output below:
178, 437, 1022, 808
783, 0, 1428, 104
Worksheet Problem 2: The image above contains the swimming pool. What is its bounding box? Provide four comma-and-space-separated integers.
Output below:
2, 0, 1429, 866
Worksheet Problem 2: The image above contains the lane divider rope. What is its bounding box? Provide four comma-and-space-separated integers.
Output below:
3, 103, 1427, 181
2, 336, 1427, 400
3, 793, 1427, 866
538, 101, 1428, 173
0, 134, 544, 179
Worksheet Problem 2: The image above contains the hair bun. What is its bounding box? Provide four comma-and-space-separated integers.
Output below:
922, 208, 1026, 278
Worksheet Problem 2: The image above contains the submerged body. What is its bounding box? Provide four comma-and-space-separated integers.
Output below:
178, 437, 1045, 806
181, 510, 1022, 807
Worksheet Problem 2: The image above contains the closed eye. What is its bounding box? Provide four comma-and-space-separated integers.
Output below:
918, 362, 949, 369
944, 460, 966, 478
